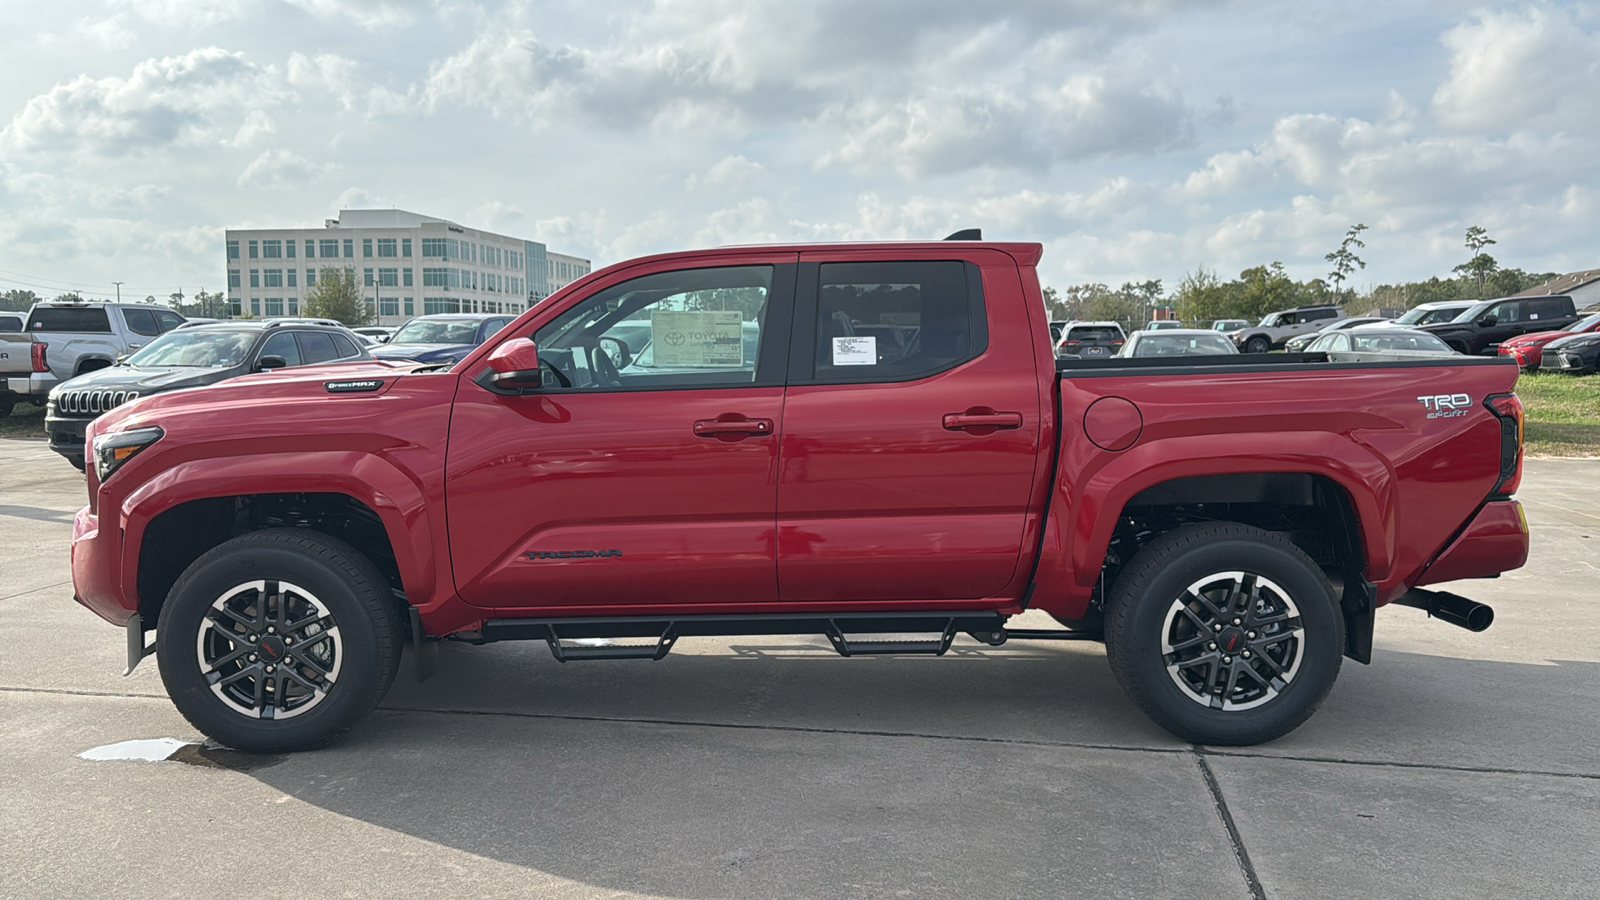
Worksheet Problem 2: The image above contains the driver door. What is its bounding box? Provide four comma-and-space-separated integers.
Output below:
445, 256, 797, 612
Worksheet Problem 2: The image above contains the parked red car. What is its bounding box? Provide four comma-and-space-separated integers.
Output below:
1499, 312, 1600, 371
71, 238, 1528, 752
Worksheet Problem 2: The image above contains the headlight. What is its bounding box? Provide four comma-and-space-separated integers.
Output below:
93, 425, 163, 482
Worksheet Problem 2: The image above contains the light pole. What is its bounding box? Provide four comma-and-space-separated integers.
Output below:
113, 281, 123, 303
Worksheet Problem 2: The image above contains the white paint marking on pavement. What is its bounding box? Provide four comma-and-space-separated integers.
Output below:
78, 738, 196, 762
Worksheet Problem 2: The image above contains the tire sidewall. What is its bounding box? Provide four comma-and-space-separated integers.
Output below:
1107, 529, 1343, 745
157, 534, 391, 752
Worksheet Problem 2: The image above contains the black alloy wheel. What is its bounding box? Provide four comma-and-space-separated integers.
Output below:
157, 529, 400, 752
1243, 336, 1271, 354
1105, 522, 1343, 745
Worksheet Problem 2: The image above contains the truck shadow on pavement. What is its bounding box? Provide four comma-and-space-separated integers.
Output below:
232, 640, 1600, 900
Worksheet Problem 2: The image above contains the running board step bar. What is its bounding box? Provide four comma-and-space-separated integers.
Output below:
479, 611, 1013, 663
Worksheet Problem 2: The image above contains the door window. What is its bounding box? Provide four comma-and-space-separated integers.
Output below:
1490, 300, 1525, 322
123, 308, 161, 336
809, 260, 985, 382
533, 266, 774, 390
297, 331, 340, 364
330, 334, 362, 358
258, 331, 302, 367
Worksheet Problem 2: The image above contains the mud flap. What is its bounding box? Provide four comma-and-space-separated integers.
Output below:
1342, 579, 1376, 665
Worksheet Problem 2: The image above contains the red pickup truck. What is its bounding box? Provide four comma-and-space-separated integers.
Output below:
71, 238, 1529, 753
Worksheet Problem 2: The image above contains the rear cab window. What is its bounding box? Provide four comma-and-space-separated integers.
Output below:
28, 307, 111, 333
123, 308, 161, 336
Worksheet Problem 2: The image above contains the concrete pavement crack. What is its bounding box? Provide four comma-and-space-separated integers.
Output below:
1193, 750, 1267, 900
0, 580, 72, 603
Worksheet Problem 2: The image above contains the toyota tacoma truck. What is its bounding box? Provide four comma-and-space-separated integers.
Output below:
69, 237, 1529, 753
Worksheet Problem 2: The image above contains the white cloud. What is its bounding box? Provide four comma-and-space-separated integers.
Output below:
77, 14, 138, 49
237, 149, 322, 188
1432, 6, 1600, 134
685, 155, 765, 191
2, 47, 278, 156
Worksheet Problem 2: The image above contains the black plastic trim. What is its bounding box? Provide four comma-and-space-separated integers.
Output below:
1057, 354, 1517, 378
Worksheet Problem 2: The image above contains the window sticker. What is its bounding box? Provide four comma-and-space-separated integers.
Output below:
650, 310, 744, 367
832, 335, 877, 366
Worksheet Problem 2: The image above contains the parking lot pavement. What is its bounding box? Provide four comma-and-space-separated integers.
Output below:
2, 435, 1597, 899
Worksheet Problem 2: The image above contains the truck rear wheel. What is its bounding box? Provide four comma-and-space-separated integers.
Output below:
156, 528, 400, 753
1104, 522, 1342, 745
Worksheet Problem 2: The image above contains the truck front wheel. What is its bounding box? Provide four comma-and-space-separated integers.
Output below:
1243, 336, 1271, 354
1104, 522, 1343, 745
156, 529, 400, 753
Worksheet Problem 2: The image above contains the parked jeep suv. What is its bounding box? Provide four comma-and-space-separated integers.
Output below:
1232, 305, 1344, 353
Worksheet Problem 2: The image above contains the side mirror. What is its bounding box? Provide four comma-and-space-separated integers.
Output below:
1477, 314, 1498, 328
486, 338, 542, 391
256, 355, 288, 371
377, 335, 391, 343
598, 336, 632, 369
115, 354, 130, 365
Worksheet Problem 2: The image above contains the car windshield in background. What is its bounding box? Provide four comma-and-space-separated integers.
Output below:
1393, 306, 1456, 326
1133, 334, 1236, 356
1067, 326, 1122, 341
392, 319, 481, 344
1568, 313, 1600, 332
1449, 301, 1496, 323
1350, 332, 1453, 352
126, 330, 258, 367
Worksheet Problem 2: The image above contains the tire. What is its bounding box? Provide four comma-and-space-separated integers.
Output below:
156, 528, 401, 753
1243, 336, 1271, 354
1104, 522, 1343, 746
0, 399, 12, 418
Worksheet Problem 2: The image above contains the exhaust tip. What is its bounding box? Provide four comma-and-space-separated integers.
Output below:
1393, 589, 1495, 633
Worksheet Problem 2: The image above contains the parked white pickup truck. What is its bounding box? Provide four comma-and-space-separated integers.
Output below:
2, 302, 186, 408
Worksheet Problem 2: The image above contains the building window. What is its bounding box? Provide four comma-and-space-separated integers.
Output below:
404, 297, 414, 315
249, 240, 258, 259
378, 268, 398, 287
343, 239, 353, 258
402, 238, 412, 258
306, 268, 316, 285
423, 267, 448, 288
447, 239, 459, 260
263, 240, 282, 259
250, 269, 260, 288
289, 298, 299, 315
228, 269, 240, 289
264, 269, 283, 288
363, 238, 373, 258
287, 269, 297, 288
286, 240, 296, 259
403, 269, 413, 287
321, 239, 339, 259
265, 297, 283, 316
424, 297, 460, 314
305, 240, 315, 258
422, 238, 446, 258
381, 297, 399, 317
227, 240, 239, 260
364, 268, 374, 287
378, 238, 397, 258
251, 298, 261, 316
231, 297, 242, 317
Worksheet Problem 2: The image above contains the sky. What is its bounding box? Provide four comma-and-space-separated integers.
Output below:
0, 0, 1596, 303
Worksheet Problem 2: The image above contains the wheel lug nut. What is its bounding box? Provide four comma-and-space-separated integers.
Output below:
267, 627, 276, 634
1242, 651, 1252, 659
248, 654, 258, 662
1222, 656, 1232, 665
284, 657, 294, 665
1232, 618, 1242, 625
284, 637, 293, 645
1247, 631, 1256, 639
265, 665, 275, 674
248, 635, 258, 643
1213, 624, 1223, 632
1207, 642, 1217, 650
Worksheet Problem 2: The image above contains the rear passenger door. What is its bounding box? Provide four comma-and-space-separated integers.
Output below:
775, 253, 1044, 604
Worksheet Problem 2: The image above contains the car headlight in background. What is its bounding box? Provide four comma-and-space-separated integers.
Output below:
92, 425, 163, 482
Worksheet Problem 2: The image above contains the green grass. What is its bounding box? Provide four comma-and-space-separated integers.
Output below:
1516, 371, 1600, 457
0, 399, 46, 439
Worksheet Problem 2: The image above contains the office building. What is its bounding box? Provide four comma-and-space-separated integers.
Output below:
225, 209, 591, 325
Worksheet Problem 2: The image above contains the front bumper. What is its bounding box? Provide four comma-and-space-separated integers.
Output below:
45, 413, 92, 463
71, 505, 132, 627
1413, 500, 1529, 587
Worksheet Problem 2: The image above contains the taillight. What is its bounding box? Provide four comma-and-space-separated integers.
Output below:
1111, 339, 1125, 345
1064, 340, 1081, 348
30, 342, 47, 373
1485, 393, 1523, 495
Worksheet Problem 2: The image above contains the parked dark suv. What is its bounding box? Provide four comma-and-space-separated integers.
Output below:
45, 321, 370, 470
1420, 295, 1578, 356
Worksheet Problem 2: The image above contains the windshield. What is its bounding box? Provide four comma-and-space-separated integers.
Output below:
1350, 332, 1453, 352
1568, 313, 1600, 333
1450, 301, 1496, 323
1394, 305, 1460, 326
392, 318, 481, 344
1132, 334, 1237, 356
125, 330, 258, 367
1257, 314, 1281, 327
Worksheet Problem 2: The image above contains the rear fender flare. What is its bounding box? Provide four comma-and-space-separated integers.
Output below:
1065, 432, 1395, 592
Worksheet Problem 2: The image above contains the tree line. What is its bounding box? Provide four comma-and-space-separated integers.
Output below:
1045, 226, 1558, 331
